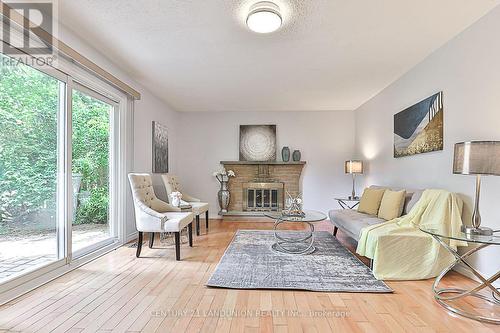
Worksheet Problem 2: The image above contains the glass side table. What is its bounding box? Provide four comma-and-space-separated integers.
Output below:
335, 197, 360, 210
420, 227, 500, 324
264, 210, 327, 255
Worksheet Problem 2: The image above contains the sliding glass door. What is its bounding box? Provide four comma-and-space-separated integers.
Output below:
0, 52, 120, 286
0, 54, 65, 283
71, 86, 116, 255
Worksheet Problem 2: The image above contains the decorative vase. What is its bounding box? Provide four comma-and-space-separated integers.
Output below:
292, 150, 301, 161
281, 146, 290, 162
218, 180, 230, 213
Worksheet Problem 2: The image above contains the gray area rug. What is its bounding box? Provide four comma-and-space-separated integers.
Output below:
207, 230, 392, 293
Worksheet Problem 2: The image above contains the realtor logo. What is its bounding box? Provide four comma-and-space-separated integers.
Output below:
1, 0, 57, 58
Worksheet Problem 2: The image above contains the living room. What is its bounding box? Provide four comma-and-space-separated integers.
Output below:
0, 1, 499, 332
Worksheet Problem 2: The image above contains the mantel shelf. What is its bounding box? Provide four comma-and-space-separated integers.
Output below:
220, 161, 306, 165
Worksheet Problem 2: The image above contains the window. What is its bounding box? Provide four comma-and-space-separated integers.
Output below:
71, 87, 116, 255
0, 52, 122, 286
0, 54, 64, 282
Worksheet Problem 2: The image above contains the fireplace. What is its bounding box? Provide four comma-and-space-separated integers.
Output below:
243, 182, 284, 212
220, 161, 305, 216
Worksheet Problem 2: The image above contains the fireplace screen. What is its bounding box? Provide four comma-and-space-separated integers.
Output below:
243, 182, 284, 211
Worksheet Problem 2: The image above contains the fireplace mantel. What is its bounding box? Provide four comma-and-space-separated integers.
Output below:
221, 161, 306, 165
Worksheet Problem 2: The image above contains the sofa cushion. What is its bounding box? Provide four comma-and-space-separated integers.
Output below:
358, 188, 386, 215
329, 209, 385, 240
370, 185, 423, 215
378, 190, 406, 220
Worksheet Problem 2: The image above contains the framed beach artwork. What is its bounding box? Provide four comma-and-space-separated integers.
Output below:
394, 92, 444, 158
152, 121, 169, 173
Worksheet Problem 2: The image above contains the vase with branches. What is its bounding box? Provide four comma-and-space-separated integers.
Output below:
213, 167, 235, 213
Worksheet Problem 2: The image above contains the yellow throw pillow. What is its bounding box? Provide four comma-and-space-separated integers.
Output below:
358, 188, 386, 215
378, 190, 406, 220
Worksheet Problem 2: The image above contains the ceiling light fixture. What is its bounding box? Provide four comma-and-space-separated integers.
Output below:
246, 1, 282, 34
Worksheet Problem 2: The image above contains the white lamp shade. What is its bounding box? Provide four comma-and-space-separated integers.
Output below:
453, 141, 500, 176
345, 160, 363, 174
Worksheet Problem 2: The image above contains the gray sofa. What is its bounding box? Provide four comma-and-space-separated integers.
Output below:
329, 186, 423, 241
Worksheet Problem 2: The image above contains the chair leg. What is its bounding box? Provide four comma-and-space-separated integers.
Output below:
174, 232, 181, 261
205, 211, 209, 231
188, 223, 193, 247
196, 215, 200, 236
369, 259, 374, 270
136, 232, 143, 258
333, 226, 338, 237
149, 232, 155, 248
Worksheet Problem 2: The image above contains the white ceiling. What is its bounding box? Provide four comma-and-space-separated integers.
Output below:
59, 0, 499, 112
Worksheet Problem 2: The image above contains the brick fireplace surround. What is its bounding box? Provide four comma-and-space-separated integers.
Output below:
220, 161, 306, 216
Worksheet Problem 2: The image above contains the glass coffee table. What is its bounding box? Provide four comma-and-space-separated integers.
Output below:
264, 210, 327, 255
420, 226, 500, 324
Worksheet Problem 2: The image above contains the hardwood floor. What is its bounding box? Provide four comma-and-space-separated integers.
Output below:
0, 220, 498, 332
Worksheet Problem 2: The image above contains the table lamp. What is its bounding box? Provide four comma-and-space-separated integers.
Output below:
453, 141, 500, 236
345, 160, 363, 200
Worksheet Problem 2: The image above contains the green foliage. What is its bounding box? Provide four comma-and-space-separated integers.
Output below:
0, 58, 58, 223
0, 54, 110, 229
72, 91, 110, 190
72, 91, 110, 225
75, 187, 109, 225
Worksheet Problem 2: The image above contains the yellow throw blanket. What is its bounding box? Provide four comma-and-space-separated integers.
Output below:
356, 189, 468, 280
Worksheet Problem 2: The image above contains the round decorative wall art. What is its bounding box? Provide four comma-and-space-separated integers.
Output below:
239, 125, 277, 161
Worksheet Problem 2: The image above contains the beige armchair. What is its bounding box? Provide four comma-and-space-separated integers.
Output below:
128, 173, 194, 260
161, 173, 209, 236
